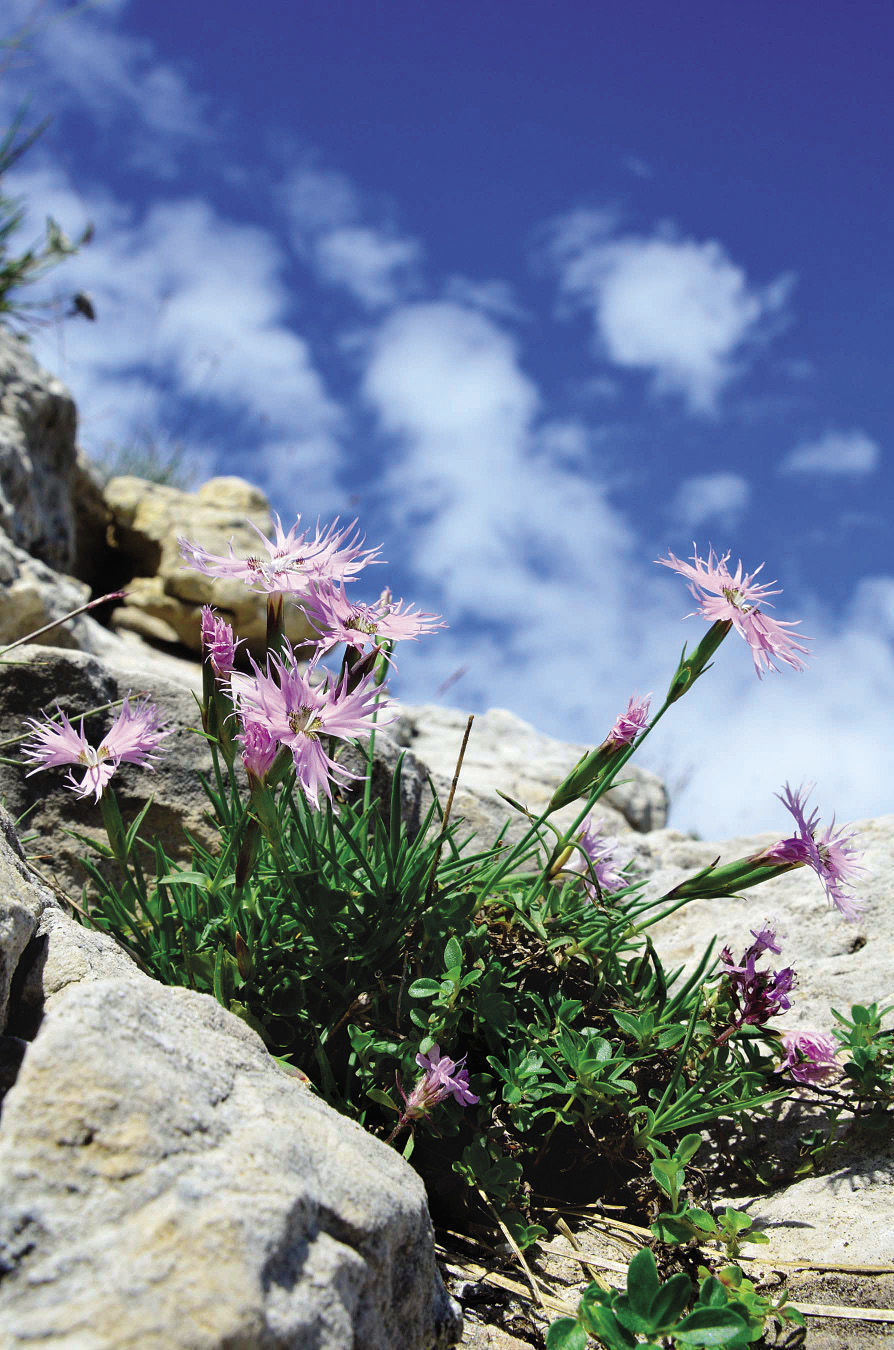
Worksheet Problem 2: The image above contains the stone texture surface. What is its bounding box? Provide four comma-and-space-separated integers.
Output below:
0, 811, 461, 1349
0, 528, 111, 653
0, 806, 50, 1032
0, 329, 80, 573
103, 474, 318, 653
0, 979, 460, 1349
393, 703, 669, 845
626, 814, 894, 1032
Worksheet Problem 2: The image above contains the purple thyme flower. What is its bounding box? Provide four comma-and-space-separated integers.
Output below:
657, 544, 810, 677
766, 783, 865, 921
719, 925, 796, 1030
303, 581, 444, 662
238, 719, 279, 783
200, 605, 241, 678
780, 1029, 839, 1086
179, 513, 380, 598
405, 1045, 479, 1117
567, 815, 628, 899
229, 643, 394, 807
22, 698, 171, 802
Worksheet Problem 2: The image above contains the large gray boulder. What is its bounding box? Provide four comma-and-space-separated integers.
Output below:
0, 807, 461, 1348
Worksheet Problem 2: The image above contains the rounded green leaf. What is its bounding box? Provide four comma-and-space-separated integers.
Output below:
626, 1246, 660, 1316
444, 935, 463, 970
674, 1306, 751, 1346
407, 978, 443, 997
545, 1318, 588, 1350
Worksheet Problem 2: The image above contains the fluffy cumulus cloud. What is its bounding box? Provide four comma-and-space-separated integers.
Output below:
548, 214, 792, 412
313, 227, 421, 309
1, 0, 211, 174
283, 166, 421, 309
779, 429, 881, 477
9, 162, 346, 511
360, 299, 675, 726
670, 472, 751, 530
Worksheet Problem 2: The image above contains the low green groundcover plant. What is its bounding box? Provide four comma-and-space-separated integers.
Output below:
15, 513, 893, 1344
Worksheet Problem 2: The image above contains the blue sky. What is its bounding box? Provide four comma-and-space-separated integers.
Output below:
3, 0, 893, 839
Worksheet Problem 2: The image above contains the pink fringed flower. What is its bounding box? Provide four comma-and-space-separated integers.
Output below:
22, 698, 171, 802
607, 693, 652, 745
201, 605, 241, 677
230, 644, 393, 807
766, 783, 865, 921
780, 1030, 839, 1085
657, 545, 810, 677
304, 582, 444, 661
180, 513, 380, 597
568, 815, 628, 899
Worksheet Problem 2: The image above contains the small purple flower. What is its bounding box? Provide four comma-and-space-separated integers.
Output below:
657, 545, 810, 677
229, 643, 394, 807
201, 605, 241, 678
22, 698, 171, 802
180, 514, 380, 598
607, 693, 652, 746
720, 925, 796, 1030
405, 1045, 478, 1118
567, 815, 628, 899
766, 783, 865, 921
780, 1029, 839, 1085
238, 720, 279, 783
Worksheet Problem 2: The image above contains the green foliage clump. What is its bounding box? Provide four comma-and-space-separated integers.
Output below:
546, 1246, 804, 1349
75, 720, 786, 1234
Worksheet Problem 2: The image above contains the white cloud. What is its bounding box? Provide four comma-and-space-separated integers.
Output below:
313, 226, 421, 309
361, 299, 668, 720
2, 1, 211, 172
670, 472, 751, 530
444, 276, 526, 321
779, 430, 881, 477
283, 167, 361, 237
9, 162, 346, 514
283, 167, 421, 310
549, 217, 793, 412
359, 302, 894, 843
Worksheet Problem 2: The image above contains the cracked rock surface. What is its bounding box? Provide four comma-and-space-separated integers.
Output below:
0, 809, 460, 1349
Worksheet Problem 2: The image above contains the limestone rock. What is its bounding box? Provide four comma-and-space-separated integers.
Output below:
0, 806, 51, 1032
0, 530, 111, 653
626, 815, 894, 1032
0, 328, 80, 573
0, 813, 460, 1349
393, 704, 669, 844
102, 474, 318, 653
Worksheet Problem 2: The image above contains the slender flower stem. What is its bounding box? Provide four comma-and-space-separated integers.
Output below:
0, 589, 127, 658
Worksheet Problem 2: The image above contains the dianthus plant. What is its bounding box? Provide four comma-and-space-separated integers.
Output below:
22, 525, 875, 1258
